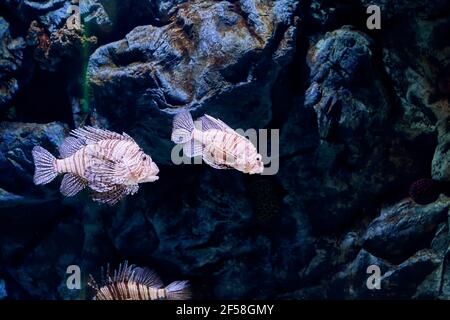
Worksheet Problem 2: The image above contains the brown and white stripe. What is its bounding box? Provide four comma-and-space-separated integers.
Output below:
199, 129, 254, 166
55, 140, 144, 180
88, 261, 191, 300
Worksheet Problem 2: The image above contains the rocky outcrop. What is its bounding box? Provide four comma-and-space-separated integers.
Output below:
0, 17, 26, 112
87, 0, 299, 164
279, 25, 436, 231
0, 279, 6, 299
432, 118, 450, 181
363, 197, 449, 262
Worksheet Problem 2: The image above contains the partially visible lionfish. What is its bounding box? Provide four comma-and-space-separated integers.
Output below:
87, 261, 191, 300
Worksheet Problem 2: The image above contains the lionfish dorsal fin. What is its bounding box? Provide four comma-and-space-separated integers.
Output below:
197, 114, 229, 132
88, 262, 191, 300
132, 267, 164, 288
70, 126, 135, 144
200, 115, 247, 140
59, 136, 86, 158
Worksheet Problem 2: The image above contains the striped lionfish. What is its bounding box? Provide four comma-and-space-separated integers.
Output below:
171, 112, 264, 174
88, 261, 191, 300
32, 126, 159, 205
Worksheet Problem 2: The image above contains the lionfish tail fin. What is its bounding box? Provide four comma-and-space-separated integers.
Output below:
165, 280, 192, 300
32, 146, 57, 185
171, 111, 195, 144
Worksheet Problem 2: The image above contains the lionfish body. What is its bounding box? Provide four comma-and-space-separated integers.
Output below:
171, 112, 264, 174
32, 126, 159, 205
88, 262, 191, 300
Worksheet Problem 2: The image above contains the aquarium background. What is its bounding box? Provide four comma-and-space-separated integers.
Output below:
0, 0, 449, 300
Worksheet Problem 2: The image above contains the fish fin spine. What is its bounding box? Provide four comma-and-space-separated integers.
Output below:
71, 126, 134, 144
183, 139, 203, 157
165, 280, 191, 300
59, 136, 86, 158
171, 111, 195, 144
32, 146, 58, 185
60, 173, 87, 196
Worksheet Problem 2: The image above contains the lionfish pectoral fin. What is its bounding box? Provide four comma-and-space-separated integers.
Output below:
85, 151, 128, 192
60, 173, 87, 196
59, 136, 86, 158
125, 184, 139, 195
165, 281, 192, 300
91, 185, 127, 205
202, 149, 231, 170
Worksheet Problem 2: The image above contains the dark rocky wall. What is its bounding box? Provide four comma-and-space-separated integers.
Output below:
0, 0, 449, 299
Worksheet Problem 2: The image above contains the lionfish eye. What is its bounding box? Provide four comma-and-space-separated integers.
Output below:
142, 156, 147, 161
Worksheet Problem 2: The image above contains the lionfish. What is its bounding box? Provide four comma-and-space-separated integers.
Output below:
171, 111, 264, 174
32, 126, 159, 205
88, 261, 191, 300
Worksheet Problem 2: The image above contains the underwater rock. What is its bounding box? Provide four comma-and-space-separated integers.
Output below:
145, 170, 253, 271
409, 178, 442, 205
0, 121, 67, 202
0, 279, 6, 299
380, 249, 442, 299
0, 16, 27, 112
27, 19, 97, 71
80, 0, 187, 38
279, 24, 437, 231
87, 0, 299, 164
104, 203, 159, 260
80, 0, 114, 35
412, 223, 449, 298
0, 1, 97, 71
0, 187, 25, 208
363, 197, 449, 262
306, 26, 389, 141
358, 0, 450, 21
330, 247, 442, 299
122, 168, 296, 299
329, 249, 392, 299
2, 0, 75, 32
432, 117, 450, 182
1, 0, 449, 301
371, 0, 450, 139
5, 214, 84, 299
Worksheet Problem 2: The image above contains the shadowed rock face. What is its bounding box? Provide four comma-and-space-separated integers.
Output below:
0, 121, 67, 201
363, 197, 449, 262
0, 17, 26, 111
1, 0, 450, 300
433, 118, 450, 181
0, 279, 6, 299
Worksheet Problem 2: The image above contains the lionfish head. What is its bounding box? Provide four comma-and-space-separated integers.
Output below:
238, 146, 264, 175
137, 153, 159, 183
